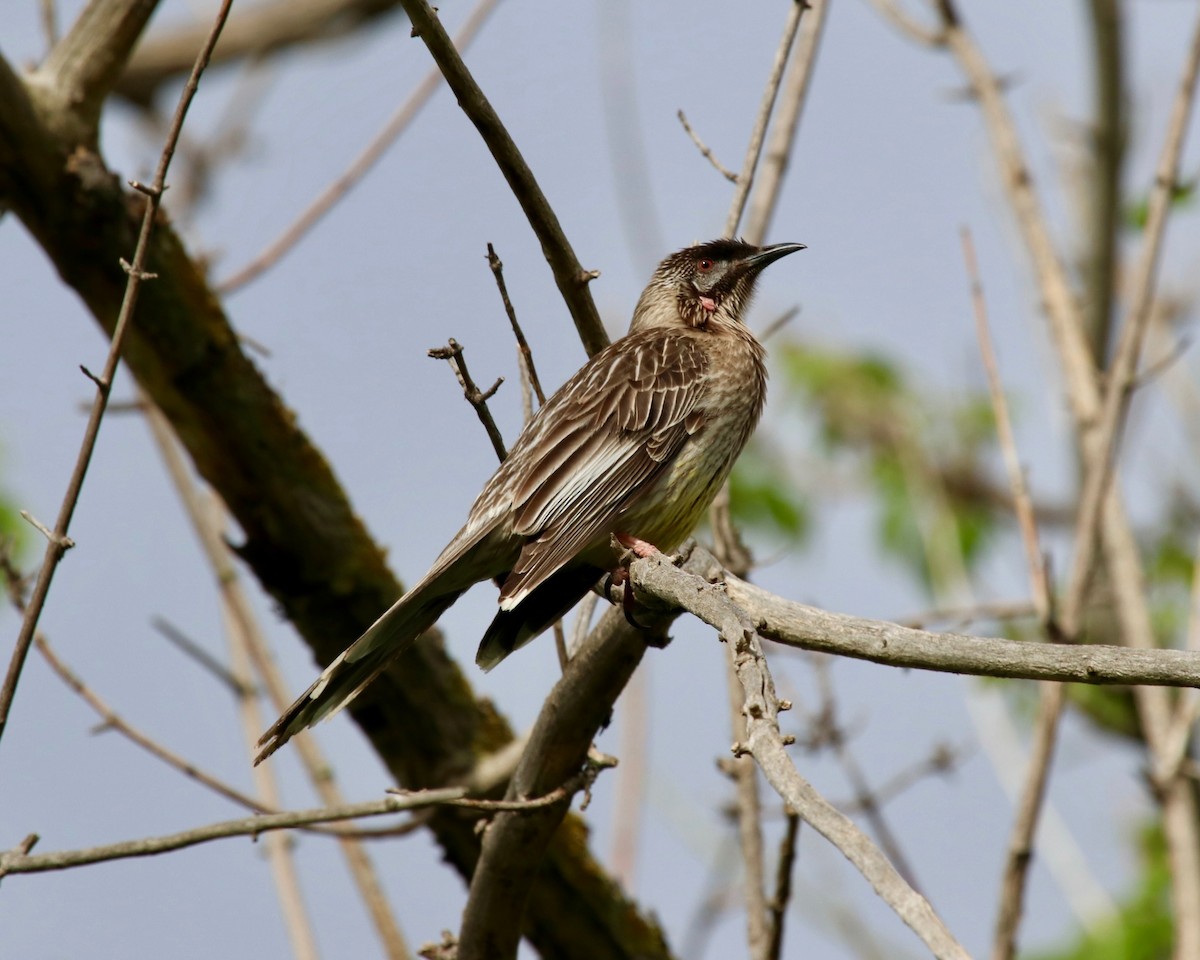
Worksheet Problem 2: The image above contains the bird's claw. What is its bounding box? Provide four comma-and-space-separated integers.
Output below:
607, 566, 648, 629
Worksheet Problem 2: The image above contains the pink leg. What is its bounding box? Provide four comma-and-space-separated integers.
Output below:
612, 533, 658, 628
614, 532, 660, 559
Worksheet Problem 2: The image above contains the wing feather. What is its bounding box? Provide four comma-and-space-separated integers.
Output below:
495, 330, 710, 607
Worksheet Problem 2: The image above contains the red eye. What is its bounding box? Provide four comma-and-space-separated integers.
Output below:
697, 258, 715, 272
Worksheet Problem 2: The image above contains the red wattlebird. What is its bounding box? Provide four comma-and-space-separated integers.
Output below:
256, 239, 803, 763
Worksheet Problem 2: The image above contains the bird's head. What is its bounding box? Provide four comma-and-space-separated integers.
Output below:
630, 239, 805, 333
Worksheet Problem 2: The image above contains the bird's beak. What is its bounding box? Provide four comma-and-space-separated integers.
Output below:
740, 242, 806, 273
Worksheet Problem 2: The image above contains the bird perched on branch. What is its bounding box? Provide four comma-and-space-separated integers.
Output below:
256, 238, 804, 763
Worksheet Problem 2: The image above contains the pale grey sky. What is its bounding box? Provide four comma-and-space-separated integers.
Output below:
3, 1, 1199, 958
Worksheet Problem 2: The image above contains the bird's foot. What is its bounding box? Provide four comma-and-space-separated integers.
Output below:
613, 532, 661, 559
606, 566, 646, 629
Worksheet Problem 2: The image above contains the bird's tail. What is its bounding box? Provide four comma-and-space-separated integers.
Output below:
255, 580, 464, 764
475, 564, 604, 671
256, 516, 506, 764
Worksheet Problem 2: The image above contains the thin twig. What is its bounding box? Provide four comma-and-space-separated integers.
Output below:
217, 0, 499, 294
0, 789, 469, 878
803, 659, 920, 889
1063, 9, 1200, 641
568, 592, 599, 659
765, 809, 800, 960
35, 632, 269, 813
836, 741, 969, 813
1157, 529, 1200, 785
897, 599, 1038, 631
208, 492, 319, 960
681, 835, 740, 959
626, 548, 970, 959
391, 760, 609, 811
143, 401, 413, 959
897, 4, 1200, 950
39, 0, 59, 51
429, 339, 507, 461
744, 0, 831, 244
759, 305, 801, 342
723, 0, 807, 240
991, 682, 1066, 960
677, 109, 738, 182
19, 510, 68, 547
963, 226, 1062, 960
709, 8, 814, 953
27, 624, 413, 840
152, 616, 251, 697
1081, 0, 1125, 367
867, 0, 947, 46
399, 0, 609, 357
0, 0, 235, 751
962, 228, 1050, 620
597, 0, 666, 267
609, 666, 649, 889
551, 621, 569, 673
725, 638, 771, 959
486, 243, 546, 406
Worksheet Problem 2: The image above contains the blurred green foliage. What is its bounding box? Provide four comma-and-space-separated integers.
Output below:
729, 337, 1197, 753
728, 441, 810, 546
772, 342, 1003, 591
1124, 177, 1196, 232
1030, 823, 1173, 960
0, 446, 24, 571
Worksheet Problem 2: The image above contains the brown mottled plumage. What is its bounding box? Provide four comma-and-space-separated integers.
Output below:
256, 239, 803, 763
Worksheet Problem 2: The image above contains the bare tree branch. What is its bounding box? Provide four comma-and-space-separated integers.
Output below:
677, 109, 739, 183
744, 0, 830, 244
725, 644, 771, 959
144, 398, 414, 958
722, 0, 807, 239
487, 243, 546, 407
36, 633, 269, 814
930, 7, 1097, 427
1081, 0, 1125, 365
1065, 9, 1200, 641
457, 601, 671, 960
0, 789, 467, 878
963, 227, 1061, 960
429, 339, 508, 461
707, 7, 813, 952
765, 809, 800, 960
398, 0, 609, 357
626, 548, 970, 960
28, 0, 161, 145
39, 0, 60, 50
867, 0, 947, 47
717, 567, 1200, 688
881, 6, 1200, 951
213, 492, 320, 960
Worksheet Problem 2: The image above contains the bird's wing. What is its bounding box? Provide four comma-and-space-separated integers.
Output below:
495, 330, 710, 608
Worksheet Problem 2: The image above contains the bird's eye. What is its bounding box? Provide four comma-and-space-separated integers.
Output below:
697, 258, 715, 272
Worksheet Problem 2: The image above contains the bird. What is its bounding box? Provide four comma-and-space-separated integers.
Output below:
255, 238, 804, 763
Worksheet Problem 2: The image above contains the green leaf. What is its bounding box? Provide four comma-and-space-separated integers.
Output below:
1029, 822, 1172, 960
1123, 177, 1196, 232
728, 443, 810, 544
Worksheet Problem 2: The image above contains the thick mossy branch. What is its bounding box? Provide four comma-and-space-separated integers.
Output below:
0, 53, 672, 960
